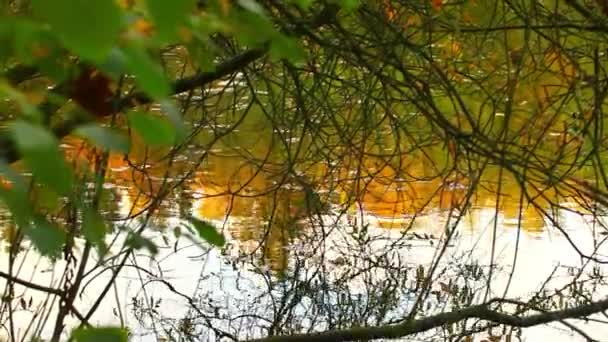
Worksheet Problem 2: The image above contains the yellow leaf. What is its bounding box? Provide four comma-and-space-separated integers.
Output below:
405, 14, 421, 27
384, 0, 397, 21
221, 0, 231, 15
116, 0, 134, 9
177, 26, 193, 43
133, 18, 155, 37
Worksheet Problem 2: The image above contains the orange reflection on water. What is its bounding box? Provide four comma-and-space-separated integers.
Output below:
61, 132, 585, 234
191, 154, 310, 273
58, 133, 593, 273
62, 134, 191, 218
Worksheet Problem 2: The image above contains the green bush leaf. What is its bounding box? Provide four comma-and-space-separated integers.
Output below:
0, 162, 32, 227
229, 11, 276, 46
75, 124, 130, 153
97, 48, 129, 78
125, 232, 158, 256
127, 111, 176, 146
25, 216, 66, 259
270, 35, 306, 63
159, 101, 187, 142
238, 0, 267, 16
121, 46, 171, 99
186, 40, 216, 72
188, 217, 225, 247
339, 0, 359, 10
36, 184, 62, 212
70, 326, 128, 342
31, 0, 122, 61
12, 121, 74, 195
145, 0, 196, 42
82, 208, 108, 254
291, 0, 313, 9
0, 82, 42, 122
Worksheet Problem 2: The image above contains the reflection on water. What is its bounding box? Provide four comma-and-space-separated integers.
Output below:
58, 127, 592, 275
0, 108, 603, 341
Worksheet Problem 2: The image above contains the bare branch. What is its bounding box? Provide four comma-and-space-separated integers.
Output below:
246, 297, 608, 342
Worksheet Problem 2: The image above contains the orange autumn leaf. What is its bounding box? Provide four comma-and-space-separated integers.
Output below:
405, 14, 421, 27
447, 41, 462, 57
133, 18, 155, 37
432, 0, 443, 10
384, 0, 397, 21
0, 176, 12, 191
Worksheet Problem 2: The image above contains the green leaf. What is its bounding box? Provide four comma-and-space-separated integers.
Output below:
187, 39, 216, 72
270, 35, 306, 63
98, 48, 129, 78
188, 217, 225, 247
159, 101, 187, 142
238, 0, 266, 16
229, 10, 276, 46
121, 46, 171, 99
12, 121, 74, 195
0, 162, 32, 227
31, 0, 122, 61
145, 0, 196, 42
12, 20, 47, 64
35, 184, 61, 212
125, 232, 158, 256
0, 82, 42, 122
292, 0, 313, 9
70, 326, 128, 342
338, 0, 359, 10
127, 111, 176, 146
0, 19, 15, 61
36, 51, 71, 84
82, 208, 108, 254
75, 124, 130, 153
173, 226, 182, 239
25, 216, 66, 259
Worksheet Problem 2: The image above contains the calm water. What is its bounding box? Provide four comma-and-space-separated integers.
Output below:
0, 127, 604, 341
2, 51, 608, 341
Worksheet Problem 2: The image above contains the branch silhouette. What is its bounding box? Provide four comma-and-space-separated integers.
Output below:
246, 297, 608, 342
